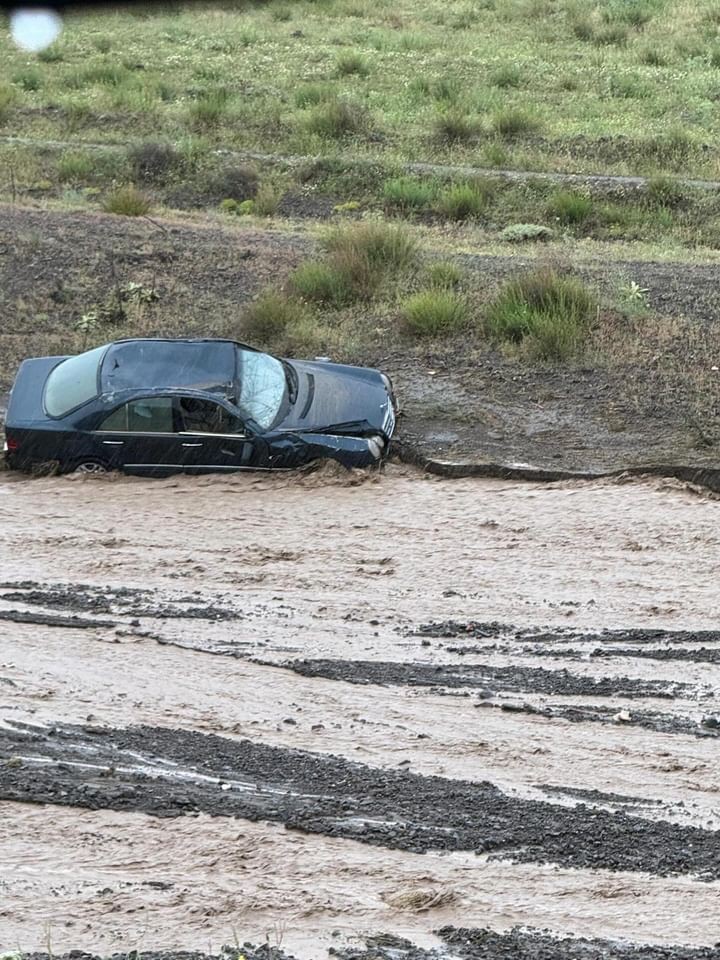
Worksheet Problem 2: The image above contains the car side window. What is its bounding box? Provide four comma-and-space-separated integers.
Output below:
179, 397, 244, 435
99, 397, 175, 433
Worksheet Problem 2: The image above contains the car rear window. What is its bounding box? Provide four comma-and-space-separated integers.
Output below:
44, 345, 106, 417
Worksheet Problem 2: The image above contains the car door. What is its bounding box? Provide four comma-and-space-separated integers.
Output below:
176, 396, 263, 472
95, 396, 189, 475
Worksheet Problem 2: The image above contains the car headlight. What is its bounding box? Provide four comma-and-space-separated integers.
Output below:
367, 435, 384, 459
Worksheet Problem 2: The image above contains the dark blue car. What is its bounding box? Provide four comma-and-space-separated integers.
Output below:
4, 338, 396, 475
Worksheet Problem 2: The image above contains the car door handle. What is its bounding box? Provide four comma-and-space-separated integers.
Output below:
102, 440, 124, 446
181, 442, 203, 447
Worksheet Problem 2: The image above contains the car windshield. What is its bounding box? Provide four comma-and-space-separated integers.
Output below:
238, 349, 286, 430
44, 345, 106, 417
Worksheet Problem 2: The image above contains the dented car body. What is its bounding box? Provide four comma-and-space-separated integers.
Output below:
4, 338, 396, 475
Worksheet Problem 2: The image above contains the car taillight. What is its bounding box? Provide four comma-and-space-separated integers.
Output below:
5, 437, 19, 452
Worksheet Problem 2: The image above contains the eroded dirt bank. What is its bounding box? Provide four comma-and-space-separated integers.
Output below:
2, 466, 720, 955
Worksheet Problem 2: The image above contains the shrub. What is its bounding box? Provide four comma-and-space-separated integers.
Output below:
645, 175, 686, 208
500, 223, 553, 242
335, 51, 370, 77
426, 261, 463, 288
294, 83, 335, 108
382, 176, 437, 212
58, 151, 94, 182
292, 261, 355, 306
242, 291, 309, 342
547, 190, 593, 224
305, 98, 369, 138
432, 109, 478, 143
436, 181, 488, 220
486, 268, 596, 360
492, 108, 541, 138
103, 185, 152, 216
491, 63, 523, 88
323, 220, 418, 273
253, 183, 281, 216
403, 290, 468, 336
189, 87, 232, 127
13, 68, 42, 91
128, 141, 180, 182
207, 164, 259, 202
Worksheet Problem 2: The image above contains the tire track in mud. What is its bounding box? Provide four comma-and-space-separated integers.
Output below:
2, 720, 719, 879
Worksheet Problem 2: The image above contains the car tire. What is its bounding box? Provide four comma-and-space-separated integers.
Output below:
72, 459, 109, 475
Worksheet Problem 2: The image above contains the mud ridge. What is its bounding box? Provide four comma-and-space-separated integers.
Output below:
415, 621, 720, 646
394, 444, 720, 496
281, 658, 691, 700
2, 720, 718, 877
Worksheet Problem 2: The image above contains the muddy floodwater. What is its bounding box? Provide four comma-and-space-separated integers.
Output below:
2, 464, 720, 959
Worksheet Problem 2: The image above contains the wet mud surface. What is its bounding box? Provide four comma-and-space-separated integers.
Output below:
2, 719, 719, 878
282, 658, 691, 700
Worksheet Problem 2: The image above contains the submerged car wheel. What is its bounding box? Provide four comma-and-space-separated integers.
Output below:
73, 460, 109, 475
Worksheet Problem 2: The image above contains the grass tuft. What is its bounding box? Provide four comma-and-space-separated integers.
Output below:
435, 181, 489, 220
546, 190, 593, 224
491, 63, 523, 88
383, 176, 437, 212
425, 261, 463, 288
335, 51, 370, 77
491, 107, 541, 138
242, 291, 309, 342
486, 268, 596, 360
432, 109, 478, 143
403, 290, 468, 336
305, 98, 369, 138
0, 85, 17, 122
103, 184, 152, 216
292, 261, 355, 306
188, 86, 232, 127
58, 151, 95, 182
128, 141, 180, 182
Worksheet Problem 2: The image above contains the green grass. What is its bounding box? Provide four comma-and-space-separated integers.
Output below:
57, 150, 94, 182
292, 260, 355, 305
383, 176, 437, 212
242, 291, 310, 342
486, 268, 596, 360
546, 189, 594, 224
435, 181, 489, 220
305, 97, 370, 139
102, 185, 152, 216
403, 290, 468, 337
335, 51, 370, 77
425, 260, 463, 288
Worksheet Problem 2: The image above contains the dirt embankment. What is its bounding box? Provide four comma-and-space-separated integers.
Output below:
3, 203, 720, 476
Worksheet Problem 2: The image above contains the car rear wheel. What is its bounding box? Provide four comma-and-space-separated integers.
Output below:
73, 459, 109, 475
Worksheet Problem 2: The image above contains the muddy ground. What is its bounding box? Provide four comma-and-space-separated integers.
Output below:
2, 466, 720, 956
4, 203, 720, 475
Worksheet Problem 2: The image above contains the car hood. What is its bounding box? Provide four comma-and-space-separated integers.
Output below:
277, 359, 395, 439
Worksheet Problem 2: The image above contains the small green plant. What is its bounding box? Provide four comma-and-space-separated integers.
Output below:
103, 184, 152, 216
432, 109, 478, 143
382, 176, 437, 212
207, 164, 259, 201
618, 279, 651, 316
403, 290, 468, 336
305, 98, 369, 138
500, 222, 553, 242
425, 261, 463, 288
436, 181, 488, 220
610, 74, 650, 98
640, 46, 667, 66
335, 51, 370, 77
81, 63, 130, 86
93, 36, 113, 52
333, 200, 361, 213
571, 15, 594, 40
491, 63, 523, 88
547, 190, 593, 225
593, 24, 629, 45
294, 83, 335, 108
12, 68, 42, 91
486, 268, 596, 360
292, 260, 355, 306
189, 86, 232, 127
492, 108, 541, 138
242, 291, 309, 342
58, 150, 94, 182
271, 6, 292, 20
323, 220, 418, 273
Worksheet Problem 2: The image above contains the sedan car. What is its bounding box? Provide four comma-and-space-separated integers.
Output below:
4, 338, 396, 475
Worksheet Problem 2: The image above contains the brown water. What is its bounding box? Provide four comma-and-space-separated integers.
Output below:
2, 465, 720, 955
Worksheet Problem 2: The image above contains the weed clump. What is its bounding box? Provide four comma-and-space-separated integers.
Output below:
547, 190, 593, 224
58, 151, 94, 182
486, 268, 596, 360
335, 51, 370, 77
292, 261, 355, 306
382, 176, 437, 212
644, 175, 686, 208
403, 290, 468, 336
436, 181, 489, 220
492, 108, 541, 138
128, 141, 181, 183
242, 291, 309, 342
432, 109, 478, 144
305, 98, 369, 139
102, 185, 152, 216
491, 63, 523, 88
500, 223, 553, 242
188, 87, 232, 127
425, 261, 463, 288
207, 164, 259, 202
